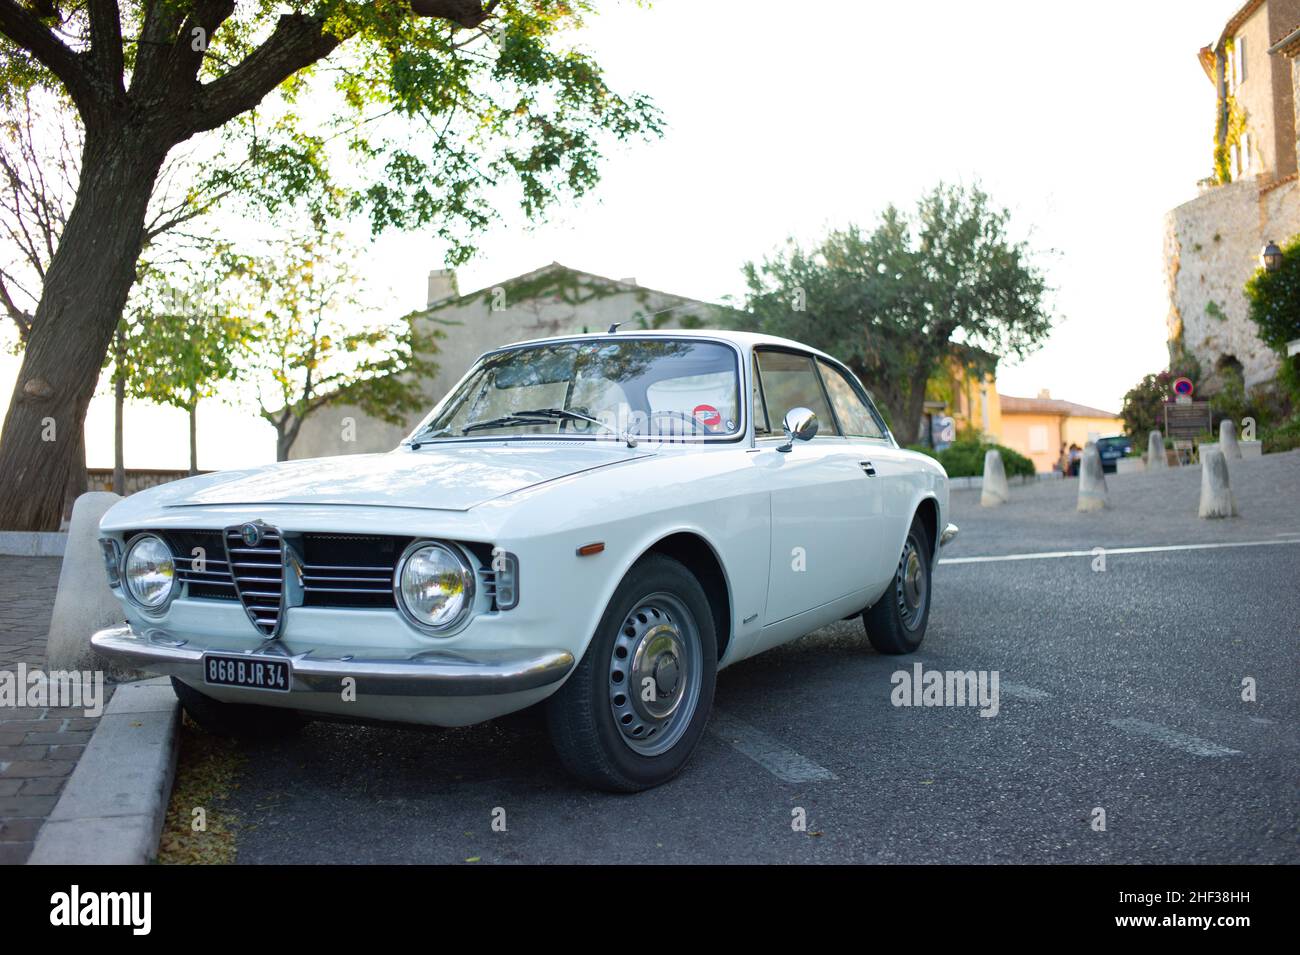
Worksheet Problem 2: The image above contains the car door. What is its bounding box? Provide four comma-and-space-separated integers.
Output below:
815, 357, 907, 593
752, 348, 879, 625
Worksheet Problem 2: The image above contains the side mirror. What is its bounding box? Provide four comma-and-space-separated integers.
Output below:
778, 407, 818, 452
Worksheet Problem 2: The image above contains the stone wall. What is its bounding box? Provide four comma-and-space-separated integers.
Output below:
1164, 175, 1300, 389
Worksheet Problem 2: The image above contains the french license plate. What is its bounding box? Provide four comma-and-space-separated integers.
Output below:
203, 654, 291, 692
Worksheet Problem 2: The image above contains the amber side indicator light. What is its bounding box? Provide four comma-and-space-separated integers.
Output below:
576, 542, 605, 556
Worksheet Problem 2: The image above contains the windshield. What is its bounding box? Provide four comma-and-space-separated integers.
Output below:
409, 338, 742, 443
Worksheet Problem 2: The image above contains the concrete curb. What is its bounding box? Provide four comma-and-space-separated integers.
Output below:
0, 531, 67, 557
27, 677, 179, 865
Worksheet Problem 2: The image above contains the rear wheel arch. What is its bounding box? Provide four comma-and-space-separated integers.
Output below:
912, 496, 939, 563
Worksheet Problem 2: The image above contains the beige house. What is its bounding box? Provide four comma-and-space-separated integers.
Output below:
997, 391, 1124, 474
289, 263, 730, 459
1165, 0, 1300, 392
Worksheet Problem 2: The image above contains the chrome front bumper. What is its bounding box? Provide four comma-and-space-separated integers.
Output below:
90, 624, 575, 698
939, 523, 959, 547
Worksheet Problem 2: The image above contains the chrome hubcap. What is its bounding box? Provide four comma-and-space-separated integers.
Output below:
609, 593, 702, 756
895, 535, 928, 631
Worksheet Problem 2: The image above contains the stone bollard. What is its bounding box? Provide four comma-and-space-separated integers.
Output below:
1198, 448, 1238, 518
1147, 430, 1167, 469
1077, 442, 1108, 512
46, 492, 137, 677
1218, 419, 1243, 459
980, 449, 1009, 507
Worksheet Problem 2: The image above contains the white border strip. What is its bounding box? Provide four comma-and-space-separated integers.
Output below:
941, 537, 1300, 565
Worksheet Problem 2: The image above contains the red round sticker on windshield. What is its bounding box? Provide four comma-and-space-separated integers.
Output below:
693, 404, 722, 427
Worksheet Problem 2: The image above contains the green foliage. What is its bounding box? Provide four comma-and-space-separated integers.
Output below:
0, 2, 662, 265
1261, 414, 1300, 453
730, 182, 1053, 444
1244, 233, 1300, 404
905, 439, 1035, 479
224, 230, 440, 458
118, 269, 248, 415
1213, 57, 1246, 185
1119, 356, 1201, 439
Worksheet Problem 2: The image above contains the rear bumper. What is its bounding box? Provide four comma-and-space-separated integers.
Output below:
939, 523, 959, 547
90, 624, 575, 698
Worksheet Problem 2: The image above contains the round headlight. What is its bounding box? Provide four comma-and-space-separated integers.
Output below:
395, 542, 474, 632
124, 534, 175, 611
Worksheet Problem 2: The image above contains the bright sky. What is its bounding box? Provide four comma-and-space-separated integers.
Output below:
0, 0, 1233, 469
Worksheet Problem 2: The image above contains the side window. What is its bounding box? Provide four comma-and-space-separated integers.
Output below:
754, 350, 839, 436
752, 354, 771, 435
818, 359, 885, 439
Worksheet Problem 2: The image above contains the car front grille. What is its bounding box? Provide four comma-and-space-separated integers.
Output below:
225, 525, 286, 637
298, 534, 408, 609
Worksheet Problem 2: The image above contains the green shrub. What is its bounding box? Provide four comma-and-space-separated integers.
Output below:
905, 439, 1036, 478
1261, 415, 1300, 453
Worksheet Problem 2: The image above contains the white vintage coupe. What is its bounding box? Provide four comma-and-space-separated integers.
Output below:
93, 330, 956, 791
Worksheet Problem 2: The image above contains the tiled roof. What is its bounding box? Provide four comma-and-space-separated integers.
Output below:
1269, 21, 1300, 55
998, 394, 1119, 419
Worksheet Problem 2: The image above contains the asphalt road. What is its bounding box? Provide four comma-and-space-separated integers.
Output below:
214, 453, 1300, 864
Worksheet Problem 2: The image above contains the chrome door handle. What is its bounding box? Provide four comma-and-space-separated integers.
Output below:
859, 460, 876, 476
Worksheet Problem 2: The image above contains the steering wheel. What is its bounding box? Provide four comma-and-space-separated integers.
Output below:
645, 409, 711, 435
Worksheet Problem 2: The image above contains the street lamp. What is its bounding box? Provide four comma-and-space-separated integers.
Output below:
1261, 240, 1283, 272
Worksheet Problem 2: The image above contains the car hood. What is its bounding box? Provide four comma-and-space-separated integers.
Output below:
138, 444, 655, 513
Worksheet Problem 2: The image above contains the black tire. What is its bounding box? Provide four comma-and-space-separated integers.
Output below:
862, 514, 932, 655
171, 677, 305, 738
546, 554, 717, 792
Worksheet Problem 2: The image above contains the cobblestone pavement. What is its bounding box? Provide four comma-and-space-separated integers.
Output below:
0, 556, 111, 865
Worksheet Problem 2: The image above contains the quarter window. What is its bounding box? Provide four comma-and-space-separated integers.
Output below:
817, 359, 885, 438
754, 350, 839, 437
752, 354, 771, 435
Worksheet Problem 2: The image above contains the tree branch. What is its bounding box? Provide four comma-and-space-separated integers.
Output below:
408, 0, 495, 29
0, 0, 95, 111
87, 0, 125, 96
185, 1, 499, 137
0, 270, 34, 342
186, 12, 343, 136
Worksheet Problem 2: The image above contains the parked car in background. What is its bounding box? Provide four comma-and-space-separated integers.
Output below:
1095, 435, 1134, 473
92, 330, 958, 791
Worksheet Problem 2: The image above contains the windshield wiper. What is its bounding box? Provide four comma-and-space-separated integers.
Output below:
463, 408, 636, 447
404, 425, 453, 449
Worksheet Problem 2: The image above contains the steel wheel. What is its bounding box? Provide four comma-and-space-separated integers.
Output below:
608, 591, 703, 757
894, 532, 929, 632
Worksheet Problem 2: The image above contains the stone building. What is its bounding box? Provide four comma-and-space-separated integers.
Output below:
1165, 0, 1300, 392
288, 262, 731, 459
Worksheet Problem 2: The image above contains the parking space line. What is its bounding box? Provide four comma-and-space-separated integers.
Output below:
1107, 717, 1242, 757
941, 537, 1300, 565
708, 709, 838, 782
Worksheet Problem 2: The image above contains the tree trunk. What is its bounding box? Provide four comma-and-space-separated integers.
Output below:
188, 404, 199, 476
893, 364, 933, 446
62, 429, 86, 526
114, 344, 126, 495
0, 128, 165, 530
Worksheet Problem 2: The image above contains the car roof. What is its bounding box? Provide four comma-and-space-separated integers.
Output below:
491, 327, 841, 364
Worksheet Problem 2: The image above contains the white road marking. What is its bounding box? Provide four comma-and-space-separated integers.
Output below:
1000, 683, 1052, 701
940, 537, 1300, 565
1107, 718, 1242, 757
708, 709, 838, 782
